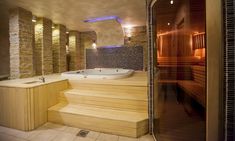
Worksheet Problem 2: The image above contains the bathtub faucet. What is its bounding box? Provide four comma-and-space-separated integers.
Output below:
39, 76, 45, 83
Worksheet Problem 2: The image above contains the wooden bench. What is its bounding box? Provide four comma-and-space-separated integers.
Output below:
178, 65, 206, 107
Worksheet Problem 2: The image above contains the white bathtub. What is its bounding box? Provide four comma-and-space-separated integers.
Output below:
61, 68, 134, 79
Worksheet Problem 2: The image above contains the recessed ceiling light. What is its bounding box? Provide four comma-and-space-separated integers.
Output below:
168, 23, 171, 26
170, 0, 174, 4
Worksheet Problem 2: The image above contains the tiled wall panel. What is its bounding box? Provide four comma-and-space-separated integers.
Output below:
86, 46, 143, 70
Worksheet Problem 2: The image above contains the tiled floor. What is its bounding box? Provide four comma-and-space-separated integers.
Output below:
0, 122, 154, 141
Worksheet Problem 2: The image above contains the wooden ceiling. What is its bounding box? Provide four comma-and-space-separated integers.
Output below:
155, 0, 205, 34
155, 0, 182, 33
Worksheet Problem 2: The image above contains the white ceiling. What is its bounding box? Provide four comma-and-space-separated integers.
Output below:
4, 0, 147, 31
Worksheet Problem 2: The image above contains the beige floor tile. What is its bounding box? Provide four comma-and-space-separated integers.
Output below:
0, 133, 27, 141
73, 136, 96, 141
27, 126, 49, 140
139, 134, 154, 141
0, 126, 8, 133
0, 125, 47, 140
97, 133, 118, 141
86, 130, 100, 139
43, 122, 67, 131
63, 126, 80, 135
0, 126, 29, 139
51, 132, 76, 141
29, 129, 60, 141
118, 136, 139, 141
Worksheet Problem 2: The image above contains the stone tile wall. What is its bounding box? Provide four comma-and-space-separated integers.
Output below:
124, 26, 148, 71
86, 46, 144, 70
68, 31, 80, 71
52, 24, 67, 73
80, 31, 97, 69
9, 7, 33, 79
0, 2, 10, 77
34, 18, 53, 75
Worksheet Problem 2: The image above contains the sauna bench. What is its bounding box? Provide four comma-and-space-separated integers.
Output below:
0, 75, 69, 131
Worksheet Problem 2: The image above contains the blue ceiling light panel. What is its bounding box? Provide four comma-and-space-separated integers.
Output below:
84, 16, 122, 23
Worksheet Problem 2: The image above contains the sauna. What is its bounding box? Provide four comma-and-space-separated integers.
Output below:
151, 0, 207, 140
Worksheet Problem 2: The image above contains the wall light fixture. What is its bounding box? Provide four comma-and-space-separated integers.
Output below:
32, 16, 37, 23
92, 40, 97, 49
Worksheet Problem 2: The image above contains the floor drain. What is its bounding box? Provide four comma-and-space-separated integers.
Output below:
76, 130, 89, 137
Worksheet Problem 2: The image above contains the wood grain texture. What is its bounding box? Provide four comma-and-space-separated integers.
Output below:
178, 65, 206, 107
48, 72, 148, 137
60, 84, 148, 112
48, 103, 148, 137
0, 80, 68, 131
206, 0, 223, 140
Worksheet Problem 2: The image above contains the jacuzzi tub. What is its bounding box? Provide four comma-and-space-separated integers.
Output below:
61, 68, 134, 79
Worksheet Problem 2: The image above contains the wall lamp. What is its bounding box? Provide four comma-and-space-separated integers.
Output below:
124, 27, 133, 42
32, 16, 37, 23
92, 40, 97, 49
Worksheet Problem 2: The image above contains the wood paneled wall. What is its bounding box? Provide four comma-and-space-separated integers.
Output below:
157, 0, 205, 58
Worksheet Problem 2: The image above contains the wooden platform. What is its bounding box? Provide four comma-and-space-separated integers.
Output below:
59, 87, 148, 112
48, 72, 149, 137
48, 103, 148, 137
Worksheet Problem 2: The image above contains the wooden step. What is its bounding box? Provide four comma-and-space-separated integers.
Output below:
59, 88, 148, 112
68, 83, 147, 93
48, 103, 148, 137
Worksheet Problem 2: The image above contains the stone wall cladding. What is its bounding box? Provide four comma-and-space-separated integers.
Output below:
52, 24, 67, 73
52, 27, 60, 73
34, 19, 43, 75
80, 31, 96, 69
124, 26, 148, 71
42, 18, 53, 75
59, 25, 67, 72
34, 18, 53, 75
68, 31, 80, 71
9, 7, 33, 79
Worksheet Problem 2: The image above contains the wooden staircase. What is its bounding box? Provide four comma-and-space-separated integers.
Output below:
48, 79, 148, 137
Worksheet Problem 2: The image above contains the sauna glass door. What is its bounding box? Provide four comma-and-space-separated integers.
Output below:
151, 0, 206, 140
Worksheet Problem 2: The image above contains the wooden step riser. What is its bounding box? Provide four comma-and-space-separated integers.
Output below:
48, 110, 148, 137
59, 96, 148, 112
63, 92, 148, 98
68, 83, 147, 93
61, 90, 148, 100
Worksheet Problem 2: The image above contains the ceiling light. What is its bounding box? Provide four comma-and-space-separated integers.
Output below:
32, 16, 36, 23
52, 26, 55, 29
167, 23, 171, 26
84, 16, 122, 23
170, 0, 174, 4
66, 31, 69, 34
